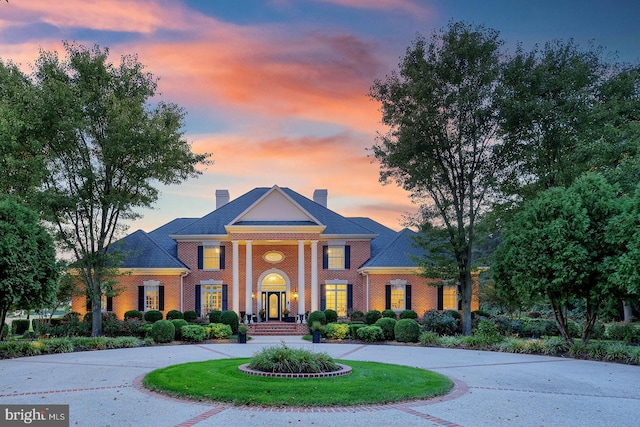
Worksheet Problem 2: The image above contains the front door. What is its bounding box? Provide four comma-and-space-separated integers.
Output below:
263, 291, 287, 320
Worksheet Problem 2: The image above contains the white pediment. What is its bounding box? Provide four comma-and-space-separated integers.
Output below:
231, 186, 320, 224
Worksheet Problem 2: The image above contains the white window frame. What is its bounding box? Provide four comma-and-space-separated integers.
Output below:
143, 280, 160, 311
201, 280, 223, 315
325, 280, 348, 316
327, 245, 345, 270
390, 279, 407, 311
203, 243, 221, 270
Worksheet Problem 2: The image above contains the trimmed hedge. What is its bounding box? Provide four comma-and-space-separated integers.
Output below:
208, 310, 222, 324
307, 311, 326, 332
220, 310, 239, 334
324, 309, 338, 323
166, 310, 183, 320
124, 310, 143, 320
181, 325, 207, 342
399, 310, 418, 320
364, 310, 382, 325
375, 317, 397, 340
381, 309, 397, 319
150, 320, 175, 343
144, 310, 163, 323
395, 319, 421, 343
171, 319, 189, 339
183, 310, 198, 323
350, 310, 365, 322
357, 325, 384, 342
12, 319, 30, 335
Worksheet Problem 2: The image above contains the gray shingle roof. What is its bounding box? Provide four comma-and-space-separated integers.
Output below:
361, 228, 428, 268
111, 229, 188, 269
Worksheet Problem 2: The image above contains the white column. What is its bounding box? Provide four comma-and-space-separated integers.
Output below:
310, 240, 319, 312
245, 240, 253, 316
297, 240, 305, 320
232, 240, 240, 314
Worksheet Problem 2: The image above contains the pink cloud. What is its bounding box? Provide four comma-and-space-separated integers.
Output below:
313, 0, 430, 18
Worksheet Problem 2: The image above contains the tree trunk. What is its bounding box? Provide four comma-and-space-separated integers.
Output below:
460, 268, 473, 336
581, 299, 597, 344
623, 300, 633, 323
550, 297, 573, 346
90, 278, 102, 337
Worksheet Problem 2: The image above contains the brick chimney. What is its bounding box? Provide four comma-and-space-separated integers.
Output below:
216, 189, 230, 209
313, 189, 327, 207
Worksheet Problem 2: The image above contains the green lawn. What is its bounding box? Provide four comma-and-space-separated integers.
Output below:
143, 358, 452, 407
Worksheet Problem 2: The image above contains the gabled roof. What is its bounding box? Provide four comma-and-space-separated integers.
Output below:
360, 228, 427, 269
347, 217, 397, 259
172, 186, 375, 237
111, 229, 188, 269
149, 218, 198, 257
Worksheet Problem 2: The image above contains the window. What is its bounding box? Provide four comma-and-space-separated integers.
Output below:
145, 285, 159, 311
323, 245, 350, 270
390, 285, 405, 310
201, 284, 222, 315
386, 280, 411, 311
325, 283, 347, 316
203, 246, 221, 269
443, 286, 457, 310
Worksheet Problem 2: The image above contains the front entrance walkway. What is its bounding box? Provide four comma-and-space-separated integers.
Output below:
1, 336, 639, 426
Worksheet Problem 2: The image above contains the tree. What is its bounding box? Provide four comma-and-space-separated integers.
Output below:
0, 198, 59, 338
33, 43, 211, 336
494, 173, 630, 344
0, 60, 46, 201
370, 22, 504, 335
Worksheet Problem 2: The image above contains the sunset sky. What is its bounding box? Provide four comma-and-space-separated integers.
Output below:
2, 0, 639, 233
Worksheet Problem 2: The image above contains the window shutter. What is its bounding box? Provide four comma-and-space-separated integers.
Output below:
222, 284, 228, 311
406, 285, 412, 310
345, 245, 350, 269
385, 285, 391, 310
347, 284, 353, 312
457, 285, 462, 311
106, 296, 113, 312
322, 246, 328, 269
197, 246, 203, 269
437, 287, 443, 311
320, 284, 326, 311
86, 294, 91, 311
159, 286, 165, 311
195, 284, 201, 316
138, 286, 144, 311
220, 246, 226, 269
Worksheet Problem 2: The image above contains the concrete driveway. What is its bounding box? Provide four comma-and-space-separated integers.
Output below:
1, 336, 639, 426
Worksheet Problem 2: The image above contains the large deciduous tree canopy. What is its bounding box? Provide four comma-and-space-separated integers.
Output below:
494, 173, 636, 344
370, 22, 504, 335
30, 43, 211, 336
0, 198, 59, 337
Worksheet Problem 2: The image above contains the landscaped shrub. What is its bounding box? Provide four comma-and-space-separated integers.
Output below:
520, 318, 557, 338
43, 338, 74, 354
124, 310, 143, 320
102, 317, 126, 337
325, 323, 350, 340
307, 310, 326, 332
356, 325, 384, 342
144, 310, 163, 323
171, 319, 189, 339
324, 309, 338, 323
419, 331, 439, 346
220, 310, 239, 334
120, 318, 147, 338
12, 319, 30, 335
423, 310, 458, 336
206, 323, 232, 339
606, 322, 639, 343
208, 310, 222, 324
348, 323, 366, 339
364, 310, 382, 325
473, 319, 502, 344
166, 310, 183, 320
248, 342, 339, 373
472, 309, 492, 319
183, 310, 198, 323
149, 320, 175, 343
350, 310, 365, 322
399, 309, 417, 320
375, 317, 397, 340
381, 309, 397, 319
395, 319, 421, 343
443, 310, 461, 320
180, 325, 207, 342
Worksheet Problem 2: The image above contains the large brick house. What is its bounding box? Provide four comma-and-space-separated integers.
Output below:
72, 185, 478, 322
